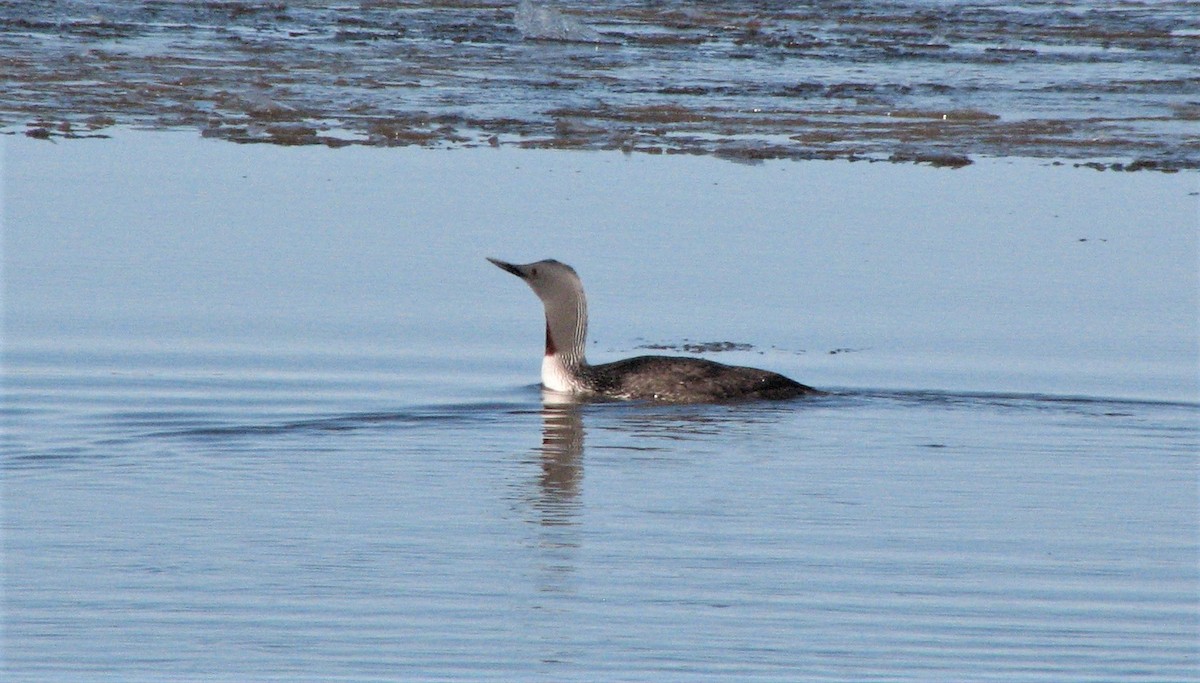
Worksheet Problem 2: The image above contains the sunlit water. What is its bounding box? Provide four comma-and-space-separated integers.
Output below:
3, 133, 1198, 680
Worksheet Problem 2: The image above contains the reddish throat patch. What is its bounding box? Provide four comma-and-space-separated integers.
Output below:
544, 321, 557, 356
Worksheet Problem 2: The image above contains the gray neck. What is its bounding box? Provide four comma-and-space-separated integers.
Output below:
543, 289, 589, 371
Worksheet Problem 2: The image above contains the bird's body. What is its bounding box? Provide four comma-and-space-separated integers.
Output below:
585, 355, 812, 402
488, 257, 819, 403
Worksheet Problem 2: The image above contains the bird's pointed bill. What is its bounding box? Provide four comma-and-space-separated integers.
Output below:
487, 257, 526, 278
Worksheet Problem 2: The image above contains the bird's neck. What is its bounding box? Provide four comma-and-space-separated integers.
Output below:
541, 294, 589, 392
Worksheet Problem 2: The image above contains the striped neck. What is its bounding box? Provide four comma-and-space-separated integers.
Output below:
540, 290, 589, 392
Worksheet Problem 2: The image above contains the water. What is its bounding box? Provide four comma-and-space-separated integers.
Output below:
3, 132, 1199, 680
2, 0, 1198, 168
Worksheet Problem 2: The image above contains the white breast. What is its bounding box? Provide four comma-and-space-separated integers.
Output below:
541, 354, 579, 393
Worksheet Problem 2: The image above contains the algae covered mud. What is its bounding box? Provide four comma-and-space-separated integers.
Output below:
2, 0, 1197, 169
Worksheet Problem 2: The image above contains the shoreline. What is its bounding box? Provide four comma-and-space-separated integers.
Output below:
3, 0, 1196, 172
6, 122, 1194, 173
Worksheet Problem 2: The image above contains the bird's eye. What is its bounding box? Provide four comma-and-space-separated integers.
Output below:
530, 268, 538, 276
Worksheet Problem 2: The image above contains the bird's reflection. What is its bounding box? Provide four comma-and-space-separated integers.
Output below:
525, 394, 804, 526
513, 392, 587, 597
531, 391, 585, 526
519, 392, 816, 599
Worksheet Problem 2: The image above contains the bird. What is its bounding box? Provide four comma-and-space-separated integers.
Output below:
487, 257, 820, 403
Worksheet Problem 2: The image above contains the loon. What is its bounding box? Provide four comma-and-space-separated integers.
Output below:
488, 257, 819, 403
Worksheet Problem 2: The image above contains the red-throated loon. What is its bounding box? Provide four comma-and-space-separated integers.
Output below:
488, 257, 819, 402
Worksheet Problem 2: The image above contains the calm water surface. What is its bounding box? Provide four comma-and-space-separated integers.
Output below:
3, 133, 1198, 680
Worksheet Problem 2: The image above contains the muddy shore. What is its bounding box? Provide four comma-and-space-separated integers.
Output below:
2, 1, 1197, 169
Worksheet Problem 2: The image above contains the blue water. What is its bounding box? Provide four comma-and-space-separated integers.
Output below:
3, 133, 1198, 680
